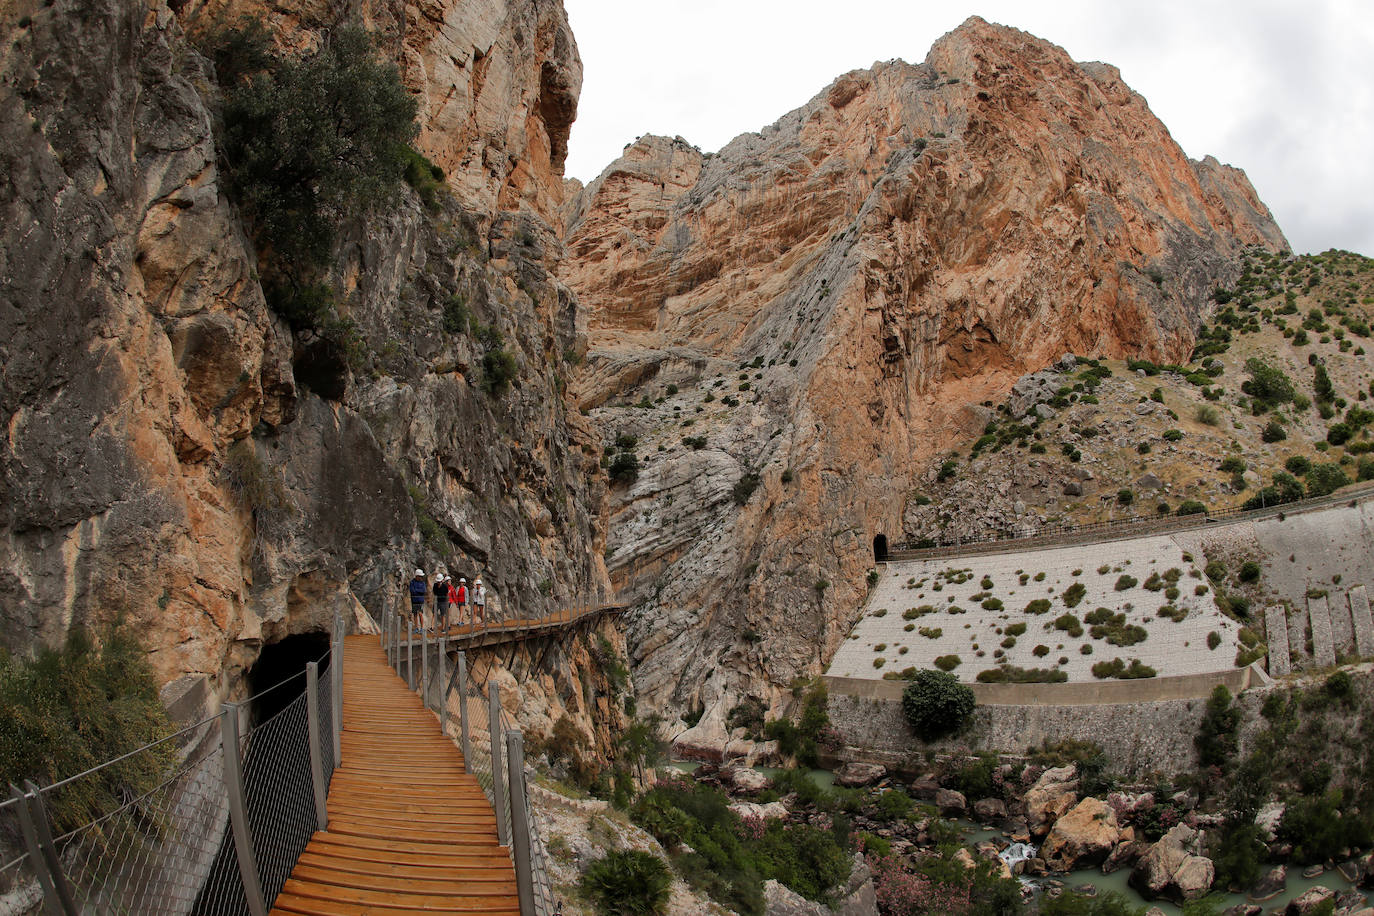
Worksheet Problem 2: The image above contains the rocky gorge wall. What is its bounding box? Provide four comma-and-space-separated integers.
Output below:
558, 16, 1288, 745
0, 0, 616, 744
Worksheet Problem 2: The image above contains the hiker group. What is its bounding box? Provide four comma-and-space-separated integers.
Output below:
408, 568, 487, 632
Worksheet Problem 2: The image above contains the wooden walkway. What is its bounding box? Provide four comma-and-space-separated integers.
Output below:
427, 604, 626, 651
269, 635, 519, 916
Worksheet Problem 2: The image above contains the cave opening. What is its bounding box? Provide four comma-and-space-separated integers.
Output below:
873, 533, 889, 562
244, 631, 331, 723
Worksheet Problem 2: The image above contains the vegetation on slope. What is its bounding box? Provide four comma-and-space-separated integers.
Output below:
908, 248, 1374, 540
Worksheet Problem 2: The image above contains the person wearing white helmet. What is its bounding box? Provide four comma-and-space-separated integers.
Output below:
434, 574, 450, 632
408, 568, 427, 631
473, 577, 487, 625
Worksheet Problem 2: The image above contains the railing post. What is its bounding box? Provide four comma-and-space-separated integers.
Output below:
437, 638, 447, 734
407, 622, 415, 690
390, 613, 399, 669
332, 612, 343, 766
9, 784, 77, 916
422, 626, 430, 706
489, 683, 509, 846
456, 650, 472, 763
221, 703, 268, 916
506, 730, 536, 916
305, 662, 329, 831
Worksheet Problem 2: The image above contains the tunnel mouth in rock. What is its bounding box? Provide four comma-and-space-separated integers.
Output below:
244, 631, 332, 724
874, 534, 889, 562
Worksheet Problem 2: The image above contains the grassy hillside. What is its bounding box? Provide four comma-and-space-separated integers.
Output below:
905, 248, 1374, 543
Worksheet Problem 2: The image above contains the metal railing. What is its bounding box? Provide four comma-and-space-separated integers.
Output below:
2, 612, 345, 916
381, 602, 559, 916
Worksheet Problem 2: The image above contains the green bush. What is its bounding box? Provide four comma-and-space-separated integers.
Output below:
1285, 455, 1312, 476
1175, 500, 1207, 516
934, 654, 962, 671
217, 24, 419, 269
762, 679, 830, 767
400, 146, 446, 210
1195, 685, 1241, 768
482, 348, 518, 396
0, 621, 174, 836
609, 452, 639, 484
1061, 582, 1087, 608
1162, 428, 1184, 441
1243, 357, 1296, 406
901, 670, 976, 740
1025, 598, 1052, 615
1117, 488, 1134, 506
976, 665, 1067, 683
1053, 613, 1084, 638
582, 850, 673, 916
1306, 462, 1350, 497
1114, 575, 1137, 591
1261, 420, 1288, 443
732, 472, 761, 505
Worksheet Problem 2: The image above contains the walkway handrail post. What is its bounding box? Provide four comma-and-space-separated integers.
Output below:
9, 783, 76, 916
407, 621, 415, 690
437, 637, 447, 734
489, 683, 509, 846
456, 650, 472, 762
506, 730, 536, 916
332, 611, 343, 766
221, 703, 268, 916
422, 626, 430, 708
306, 661, 329, 831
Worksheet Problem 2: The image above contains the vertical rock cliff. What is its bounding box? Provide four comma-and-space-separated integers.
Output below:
0, 0, 616, 736
558, 17, 1287, 745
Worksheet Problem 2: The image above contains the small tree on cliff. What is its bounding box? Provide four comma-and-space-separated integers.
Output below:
901, 670, 976, 741
1194, 684, 1241, 769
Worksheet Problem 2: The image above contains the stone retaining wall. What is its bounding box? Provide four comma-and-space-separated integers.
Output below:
827, 664, 1374, 778
827, 690, 1208, 776
824, 666, 1252, 706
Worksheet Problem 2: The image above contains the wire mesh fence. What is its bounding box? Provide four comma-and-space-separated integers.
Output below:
0, 796, 40, 916
7, 614, 344, 916
50, 721, 227, 915
317, 662, 336, 786
240, 690, 316, 904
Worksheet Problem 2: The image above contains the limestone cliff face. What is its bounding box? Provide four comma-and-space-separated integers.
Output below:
180, 0, 581, 225
0, 0, 612, 742
558, 17, 1287, 741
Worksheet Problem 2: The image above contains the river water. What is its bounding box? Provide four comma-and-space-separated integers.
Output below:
664, 763, 1370, 912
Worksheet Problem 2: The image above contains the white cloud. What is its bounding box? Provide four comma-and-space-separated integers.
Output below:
561, 0, 1374, 255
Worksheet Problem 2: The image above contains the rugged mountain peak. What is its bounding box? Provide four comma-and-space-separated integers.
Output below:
560, 17, 1286, 734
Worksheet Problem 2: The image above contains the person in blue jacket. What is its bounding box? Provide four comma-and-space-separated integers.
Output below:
408, 568, 427, 631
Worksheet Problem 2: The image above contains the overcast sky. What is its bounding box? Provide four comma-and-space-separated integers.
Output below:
561, 0, 1374, 257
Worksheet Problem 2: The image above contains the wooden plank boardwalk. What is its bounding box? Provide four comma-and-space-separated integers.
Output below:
428, 604, 626, 651
269, 635, 519, 916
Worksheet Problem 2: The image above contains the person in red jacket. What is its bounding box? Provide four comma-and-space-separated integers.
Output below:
454, 578, 469, 627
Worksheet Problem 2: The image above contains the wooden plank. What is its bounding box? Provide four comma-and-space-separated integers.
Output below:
269, 635, 520, 913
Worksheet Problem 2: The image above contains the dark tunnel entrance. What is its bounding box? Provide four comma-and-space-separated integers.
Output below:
873, 534, 889, 562
244, 630, 331, 723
